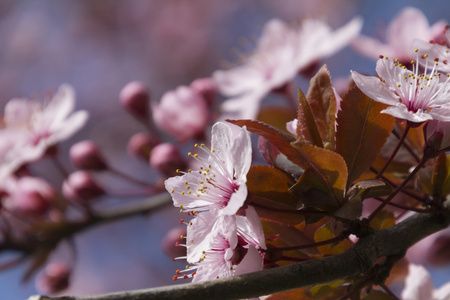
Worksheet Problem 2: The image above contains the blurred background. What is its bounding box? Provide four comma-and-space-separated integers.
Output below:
1, 0, 450, 299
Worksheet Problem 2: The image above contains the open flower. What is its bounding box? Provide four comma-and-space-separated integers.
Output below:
214, 17, 362, 119
181, 210, 265, 283
165, 122, 251, 216
0, 84, 88, 169
401, 264, 450, 300
414, 26, 450, 74
351, 55, 450, 123
352, 7, 446, 63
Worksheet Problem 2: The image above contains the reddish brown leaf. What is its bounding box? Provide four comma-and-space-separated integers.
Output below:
297, 88, 324, 147
336, 86, 395, 187
247, 166, 303, 225
258, 106, 297, 133
291, 143, 348, 203
229, 120, 348, 203
227, 119, 305, 169
314, 220, 353, 255
305, 65, 337, 150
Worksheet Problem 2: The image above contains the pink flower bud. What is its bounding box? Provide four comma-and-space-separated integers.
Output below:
63, 171, 104, 202
190, 78, 217, 108
11, 177, 56, 216
150, 143, 187, 177
36, 262, 70, 295
425, 120, 450, 152
127, 132, 160, 161
153, 86, 209, 142
119, 81, 150, 120
70, 140, 107, 171
161, 226, 187, 258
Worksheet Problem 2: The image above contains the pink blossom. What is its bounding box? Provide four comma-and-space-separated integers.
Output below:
2, 176, 57, 216
352, 7, 446, 63
182, 211, 264, 283
351, 56, 450, 123
152, 85, 209, 142
424, 120, 450, 152
214, 17, 362, 119
401, 264, 450, 300
414, 26, 450, 74
165, 122, 252, 216
149, 143, 187, 177
1, 84, 88, 169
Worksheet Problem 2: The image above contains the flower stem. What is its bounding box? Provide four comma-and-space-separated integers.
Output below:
268, 233, 348, 252
368, 157, 427, 222
376, 123, 411, 179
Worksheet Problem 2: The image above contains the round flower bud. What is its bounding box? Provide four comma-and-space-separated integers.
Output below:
36, 262, 70, 295
70, 140, 107, 171
152, 86, 209, 142
161, 226, 187, 258
127, 132, 160, 161
119, 81, 150, 120
63, 171, 104, 202
190, 78, 217, 108
149, 143, 187, 177
11, 177, 56, 216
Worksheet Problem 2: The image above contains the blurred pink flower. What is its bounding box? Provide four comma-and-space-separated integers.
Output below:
36, 261, 70, 295
401, 264, 450, 300
3, 176, 57, 216
214, 17, 362, 119
165, 122, 251, 216
351, 56, 450, 123
352, 7, 446, 63
149, 143, 187, 177
1, 84, 88, 169
153, 85, 209, 142
414, 26, 450, 74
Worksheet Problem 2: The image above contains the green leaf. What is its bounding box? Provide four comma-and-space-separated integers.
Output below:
336, 85, 395, 187
247, 166, 303, 225
304, 65, 337, 150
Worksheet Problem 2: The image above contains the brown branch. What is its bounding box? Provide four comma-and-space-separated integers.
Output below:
28, 211, 450, 300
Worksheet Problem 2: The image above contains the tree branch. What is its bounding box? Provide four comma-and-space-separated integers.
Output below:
28, 211, 450, 300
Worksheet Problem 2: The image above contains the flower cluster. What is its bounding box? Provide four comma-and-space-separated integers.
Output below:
165, 122, 266, 281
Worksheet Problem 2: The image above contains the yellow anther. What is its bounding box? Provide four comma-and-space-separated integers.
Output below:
414, 48, 418, 52
194, 143, 198, 147
424, 54, 428, 58
212, 149, 216, 152
176, 169, 180, 173
180, 209, 183, 213
200, 143, 205, 147
397, 84, 401, 87
193, 154, 198, 158
188, 191, 191, 194
171, 189, 175, 193
181, 192, 185, 195
411, 60, 415, 64
188, 152, 192, 156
